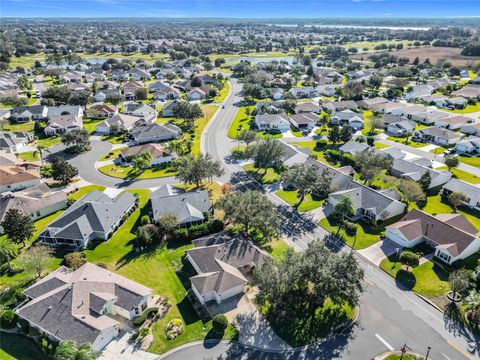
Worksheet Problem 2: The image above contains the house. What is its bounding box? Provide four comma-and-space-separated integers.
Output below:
386, 120, 416, 137
271, 88, 284, 100
0, 183, 66, 234
455, 136, 480, 155
289, 113, 317, 130
95, 114, 145, 134
254, 114, 290, 132
0, 108, 11, 121
60, 70, 83, 83
0, 132, 34, 153
289, 87, 318, 99
94, 89, 121, 102
44, 115, 83, 136
447, 97, 468, 109
390, 159, 452, 189
123, 103, 157, 122
0, 150, 17, 167
47, 106, 83, 119
10, 105, 48, 123
123, 80, 145, 100
16, 263, 152, 352
452, 85, 480, 99
331, 110, 364, 130
339, 141, 371, 155
435, 115, 471, 131
460, 122, 480, 137
162, 100, 181, 117
357, 97, 388, 110
120, 143, 173, 166
410, 110, 448, 125
442, 179, 480, 211
0, 165, 41, 193
413, 126, 464, 146
150, 184, 211, 226
378, 147, 406, 161
187, 88, 207, 101
255, 101, 282, 115
420, 94, 449, 108
148, 82, 179, 96
87, 104, 118, 119
374, 102, 409, 115
185, 232, 269, 305
295, 102, 322, 114
316, 85, 337, 97
151, 86, 180, 101
385, 209, 480, 265
129, 123, 181, 144
330, 100, 358, 111
111, 70, 129, 81
405, 85, 435, 101
38, 190, 136, 248
129, 68, 150, 81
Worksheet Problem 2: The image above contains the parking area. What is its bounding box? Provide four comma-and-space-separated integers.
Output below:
358, 239, 399, 266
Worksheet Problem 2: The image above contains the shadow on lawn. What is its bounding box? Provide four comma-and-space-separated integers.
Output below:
395, 269, 416, 291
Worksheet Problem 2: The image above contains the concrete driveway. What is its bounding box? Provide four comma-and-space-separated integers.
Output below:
358, 239, 399, 266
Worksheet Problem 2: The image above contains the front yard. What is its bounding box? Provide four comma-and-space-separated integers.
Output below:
275, 189, 323, 212
227, 105, 255, 138
386, 136, 427, 148
98, 163, 176, 179
242, 163, 281, 184
289, 141, 342, 168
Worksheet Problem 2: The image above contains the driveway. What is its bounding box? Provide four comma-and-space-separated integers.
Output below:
357, 239, 399, 266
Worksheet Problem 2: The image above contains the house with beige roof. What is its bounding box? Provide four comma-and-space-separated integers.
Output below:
16, 263, 152, 352
386, 209, 480, 265
0, 165, 41, 193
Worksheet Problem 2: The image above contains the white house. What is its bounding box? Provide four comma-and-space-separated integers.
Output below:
331, 110, 364, 130
455, 136, 480, 155
442, 179, 480, 211
255, 114, 290, 132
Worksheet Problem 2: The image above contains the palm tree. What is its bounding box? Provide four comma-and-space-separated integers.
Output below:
0, 238, 18, 268
36, 145, 47, 165
334, 196, 356, 236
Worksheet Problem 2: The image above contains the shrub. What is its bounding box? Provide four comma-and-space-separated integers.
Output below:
231, 148, 245, 159
0, 309, 18, 329
366, 136, 375, 146
316, 139, 328, 148
138, 327, 150, 338
141, 215, 151, 225
133, 307, 158, 326
399, 251, 420, 270
172, 219, 224, 241
64, 252, 86, 270
341, 153, 354, 166
212, 314, 228, 334
344, 221, 358, 236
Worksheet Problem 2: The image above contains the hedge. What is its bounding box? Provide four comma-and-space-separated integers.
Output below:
172, 219, 224, 241
133, 307, 158, 326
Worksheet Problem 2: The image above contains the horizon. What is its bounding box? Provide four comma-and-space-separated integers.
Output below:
1, 0, 479, 19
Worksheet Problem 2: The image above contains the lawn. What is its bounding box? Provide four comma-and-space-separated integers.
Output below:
373, 142, 389, 149
361, 110, 381, 136
275, 189, 323, 212
450, 168, 480, 185
68, 185, 106, 201
36, 136, 62, 148
458, 155, 480, 168
227, 106, 255, 138
289, 141, 341, 168
379, 255, 450, 298
430, 146, 447, 155
98, 147, 125, 162
386, 136, 427, 148
16, 151, 39, 162
192, 105, 218, 155
2, 121, 35, 133
383, 354, 424, 360
98, 164, 176, 179
0, 333, 48, 360
102, 135, 125, 145
83, 118, 104, 134
267, 238, 291, 262
290, 127, 303, 137
242, 163, 281, 184
443, 103, 480, 114
213, 80, 230, 103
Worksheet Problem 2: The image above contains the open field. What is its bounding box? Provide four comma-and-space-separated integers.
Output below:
352, 46, 480, 67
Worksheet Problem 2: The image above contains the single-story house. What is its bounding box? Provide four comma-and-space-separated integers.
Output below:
16, 263, 152, 352
87, 104, 118, 119
110, 70, 129, 81
295, 102, 322, 114
150, 184, 211, 227
129, 68, 150, 81
385, 209, 480, 265
0, 183, 67, 234
455, 136, 480, 155
331, 110, 364, 129
357, 97, 389, 110
46, 105, 83, 119
289, 87, 318, 99
339, 141, 371, 155
420, 94, 449, 108
44, 115, 83, 136
271, 88, 284, 100
452, 85, 480, 99
129, 123, 181, 144
330, 100, 358, 111
289, 113, 317, 130
390, 159, 452, 189
95, 114, 145, 134
0, 165, 41, 193
0, 131, 34, 153
162, 100, 181, 117
255, 114, 290, 131
447, 97, 468, 109
94, 89, 121, 103
442, 178, 480, 211
405, 85, 435, 101
186, 232, 269, 305
120, 143, 173, 166
187, 88, 207, 101
410, 110, 449, 125
386, 119, 416, 137
123, 103, 157, 122
460, 122, 480, 137
413, 126, 464, 146
434, 115, 471, 131
10, 105, 48, 123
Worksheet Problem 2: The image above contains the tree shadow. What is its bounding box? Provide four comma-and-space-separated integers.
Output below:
395, 269, 416, 291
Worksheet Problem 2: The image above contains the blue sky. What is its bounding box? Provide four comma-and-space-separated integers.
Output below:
1, 0, 478, 18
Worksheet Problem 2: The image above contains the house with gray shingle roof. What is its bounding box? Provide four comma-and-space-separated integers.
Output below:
129, 123, 181, 145
390, 159, 452, 189
186, 232, 270, 305
16, 262, 152, 352
442, 179, 480, 211
413, 126, 464, 146
38, 190, 136, 249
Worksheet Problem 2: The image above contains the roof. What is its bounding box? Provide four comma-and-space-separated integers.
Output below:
96, 113, 143, 130
256, 113, 289, 125
129, 123, 180, 140
0, 132, 32, 149
11, 105, 47, 116
290, 113, 317, 125
443, 178, 480, 200
339, 141, 370, 154
0, 165, 40, 186
417, 126, 463, 140
391, 159, 450, 182
295, 102, 321, 112
39, 191, 136, 242
387, 209, 478, 257
17, 263, 151, 346
47, 115, 82, 130
120, 143, 170, 160
332, 110, 364, 121
187, 232, 270, 295
47, 106, 82, 118
150, 187, 211, 224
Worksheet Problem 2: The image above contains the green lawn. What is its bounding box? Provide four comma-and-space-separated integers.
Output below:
213, 81, 230, 103
192, 105, 218, 155
379, 255, 450, 298
373, 142, 389, 149
430, 146, 447, 155
290, 141, 341, 168
83, 118, 104, 134
268, 238, 291, 262
98, 164, 175, 179
16, 151, 39, 162
383, 354, 424, 360
36, 136, 62, 148
443, 103, 480, 114
103, 135, 125, 145
459, 155, 480, 168
2, 121, 35, 133
242, 163, 281, 184
361, 110, 381, 136
98, 147, 125, 162
227, 106, 255, 138
386, 136, 427, 148
68, 185, 106, 201
290, 127, 303, 137
0, 333, 48, 360
275, 189, 323, 212
451, 168, 480, 185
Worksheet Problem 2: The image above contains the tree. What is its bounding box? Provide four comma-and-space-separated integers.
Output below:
135, 88, 148, 100
54, 340, 77, 360
67, 90, 92, 106
0, 310, 18, 329
0, 238, 17, 268
448, 192, 467, 212
339, 126, 353, 143
368, 115, 383, 135
254, 241, 363, 342
17, 245, 53, 278
17, 75, 32, 91
214, 58, 226, 67
156, 213, 178, 241
212, 314, 228, 335
333, 196, 355, 236
42, 86, 72, 105
399, 251, 419, 272
464, 290, 480, 321
368, 74, 383, 89
398, 180, 425, 207
327, 126, 341, 145
237, 130, 257, 147
1, 208, 35, 247
248, 137, 285, 175
219, 190, 279, 241
353, 150, 392, 186
75, 343, 95, 360
61, 129, 90, 153
105, 93, 123, 105
280, 164, 327, 208
132, 151, 152, 171
418, 171, 432, 193
449, 270, 472, 302
444, 155, 460, 171
172, 153, 224, 188
172, 101, 204, 128
50, 156, 79, 185
136, 225, 154, 247
64, 252, 86, 270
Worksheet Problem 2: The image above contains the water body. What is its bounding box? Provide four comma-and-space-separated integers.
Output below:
224, 56, 295, 64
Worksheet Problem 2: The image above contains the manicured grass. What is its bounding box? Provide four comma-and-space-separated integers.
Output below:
383, 354, 423, 360
319, 217, 384, 250
98, 164, 175, 179
68, 185, 106, 201
83, 118, 104, 134
36, 136, 61, 148
429, 146, 447, 155
16, 151, 39, 162
176, 181, 224, 204
275, 189, 323, 212
361, 110, 381, 136
379, 255, 450, 298
0, 333, 48, 360
103, 135, 125, 145
290, 127, 303, 137
290, 141, 341, 168
268, 238, 291, 262
2, 121, 35, 133
386, 136, 427, 148
459, 155, 480, 168
443, 103, 480, 114
8, 53, 46, 69
344, 39, 413, 52
373, 142, 389, 149
98, 148, 125, 162
192, 105, 218, 155
227, 106, 255, 138
214, 80, 230, 103
451, 168, 480, 184
242, 163, 280, 184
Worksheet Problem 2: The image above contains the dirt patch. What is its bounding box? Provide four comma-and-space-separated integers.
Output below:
351, 46, 480, 67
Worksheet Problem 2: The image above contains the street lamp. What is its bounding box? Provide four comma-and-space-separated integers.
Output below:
425, 346, 431, 360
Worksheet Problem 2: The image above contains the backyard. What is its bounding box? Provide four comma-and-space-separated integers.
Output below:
0, 333, 48, 360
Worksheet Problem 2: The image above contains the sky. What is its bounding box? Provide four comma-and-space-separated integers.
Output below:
0, 0, 479, 18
